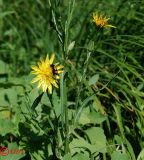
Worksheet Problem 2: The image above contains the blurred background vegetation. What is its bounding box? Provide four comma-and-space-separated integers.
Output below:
0, 0, 144, 160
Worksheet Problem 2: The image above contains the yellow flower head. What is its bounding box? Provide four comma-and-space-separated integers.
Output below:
31, 53, 64, 94
92, 12, 116, 28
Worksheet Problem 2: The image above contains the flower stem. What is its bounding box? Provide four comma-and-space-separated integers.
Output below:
61, 0, 75, 154
60, 72, 69, 154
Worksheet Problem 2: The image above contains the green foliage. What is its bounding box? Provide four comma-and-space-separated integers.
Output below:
111, 151, 130, 160
0, 0, 144, 159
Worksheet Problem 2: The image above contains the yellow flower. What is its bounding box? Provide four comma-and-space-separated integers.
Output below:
92, 12, 116, 28
31, 53, 64, 94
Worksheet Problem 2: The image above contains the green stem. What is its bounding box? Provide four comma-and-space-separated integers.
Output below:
75, 51, 91, 126
60, 72, 69, 154
47, 91, 57, 118
48, 0, 63, 43
46, 91, 58, 158
63, 0, 75, 59
62, 0, 75, 154
60, 72, 64, 128
64, 82, 69, 154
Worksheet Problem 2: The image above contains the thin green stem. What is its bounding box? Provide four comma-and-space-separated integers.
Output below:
63, 0, 75, 59
64, 81, 69, 154
62, 0, 75, 154
48, 0, 63, 44
60, 72, 69, 154
60, 72, 64, 128
75, 51, 92, 125
47, 91, 57, 118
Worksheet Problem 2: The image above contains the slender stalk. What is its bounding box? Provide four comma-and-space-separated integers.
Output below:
46, 91, 58, 158
60, 72, 69, 154
48, 0, 63, 44
60, 72, 64, 128
62, 0, 75, 154
75, 51, 91, 126
63, 0, 75, 59
64, 81, 69, 154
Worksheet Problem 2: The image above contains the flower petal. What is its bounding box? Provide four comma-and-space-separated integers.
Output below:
48, 83, 52, 94
52, 80, 58, 88
55, 75, 60, 79
56, 65, 64, 70
31, 66, 39, 71
57, 70, 63, 74
45, 55, 50, 64
31, 77, 40, 83
50, 53, 55, 64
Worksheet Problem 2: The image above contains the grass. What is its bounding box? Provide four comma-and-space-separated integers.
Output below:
0, 0, 144, 160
